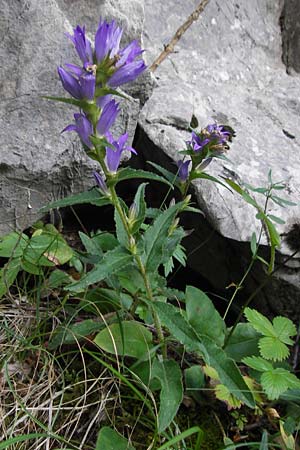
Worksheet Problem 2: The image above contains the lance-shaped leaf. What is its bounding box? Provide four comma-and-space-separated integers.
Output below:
151, 358, 183, 432
39, 189, 110, 213
153, 302, 255, 408
129, 183, 147, 235
142, 200, 186, 272
114, 167, 174, 188
0, 258, 21, 298
66, 246, 133, 292
42, 95, 85, 107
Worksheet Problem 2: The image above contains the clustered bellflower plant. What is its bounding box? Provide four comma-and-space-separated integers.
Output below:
37, 16, 299, 448
56, 20, 146, 181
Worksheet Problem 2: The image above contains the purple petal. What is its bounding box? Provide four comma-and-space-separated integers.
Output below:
62, 124, 77, 133
95, 19, 123, 63
97, 100, 120, 135
117, 40, 143, 67
78, 73, 95, 100
67, 25, 93, 64
106, 147, 122, 173
177, 160, 191, 182
58, 66, 81, 99
64, 63, 84, 77
65, 113, 93, 148
93, 171, 108, 193
97, 94, 112, 109
107, 60, 146, 88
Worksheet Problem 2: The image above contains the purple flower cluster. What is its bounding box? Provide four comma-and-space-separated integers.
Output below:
177, 123, 233, 182
58, 19, 147, 179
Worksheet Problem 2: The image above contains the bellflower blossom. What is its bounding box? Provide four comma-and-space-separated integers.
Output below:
95, 19, 123, 63
96, 99, 120, 135
66, 25, 93, 64
177, 160, 191, 182
65, 19, 146, 89
187, 131, 210, 152
58, 67, 95, 100
105, 131, 137, 173
63, 113, 93, 148
93, 171, 108, 194
205, 123, 231, 144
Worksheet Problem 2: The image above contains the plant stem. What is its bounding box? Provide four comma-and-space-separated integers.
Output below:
109, 185, 167, 357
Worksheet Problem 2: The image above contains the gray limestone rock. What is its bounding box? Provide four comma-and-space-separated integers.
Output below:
138, 0, 300, 315
0, 0, 144, 234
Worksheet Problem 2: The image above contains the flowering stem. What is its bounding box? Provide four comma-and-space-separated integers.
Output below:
109, 185, 167, 357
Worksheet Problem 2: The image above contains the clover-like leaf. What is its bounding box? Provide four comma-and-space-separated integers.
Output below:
244, 308, 275, 337
272, 316, 297, 344
261, 369, 300, 400
259, 336, 290, 361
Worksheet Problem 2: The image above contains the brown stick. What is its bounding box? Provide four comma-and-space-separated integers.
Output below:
149, 0, 210, 72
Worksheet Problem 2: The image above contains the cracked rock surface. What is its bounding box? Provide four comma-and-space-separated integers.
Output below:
138, 0, 300, 315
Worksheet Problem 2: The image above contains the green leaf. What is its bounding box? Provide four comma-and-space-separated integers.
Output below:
250, 232, 257, 256
184, 365, 205, 403
42, 95, 84, 107
186, 286, 226, 347
151, 301, 203, 351
48, 319, 107, 350
66, 246, 132, 293
242, 356, 274, 372
193, 172, 231, 191
39, 189, 110, 213
244, 308, 275, 337
151, 358, 183, 432
265, 217, 281, 247
94, 321, 153, 359
215, 383, 243, 409
114, 207, 128, 248
223, 178, 244, 195
153, 302, 255, 408
272, 316, 297, 343
117, 267, 145, 295
156, 427, 204, 450
271, 195, 297, 207
225, 323, 261, 362
116, 167, 173, 188
147, 161, 179, 185
0, 434, 51, 450
142, 200, 186, 272
259, 430, 268, 450
268, 214, 285, 225
129, 183, 147, 234
46, 269, 72, 289
0, 258, 21, 298
22, 231, 73, 269
200, 338, 255, 408
79, 231, 103, 256
0, 232, 29, 258
261, 368, 300, 400
259, 337, 290, 361
95, 427, 135, 450
91, 232, 118, 252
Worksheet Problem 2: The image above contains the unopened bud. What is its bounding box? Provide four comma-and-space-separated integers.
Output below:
128, 202, 137, 221
169, 198, 176, 207
129, 236, 137, 254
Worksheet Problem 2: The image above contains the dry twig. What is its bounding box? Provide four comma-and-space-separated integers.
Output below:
150, 0, 210, 72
